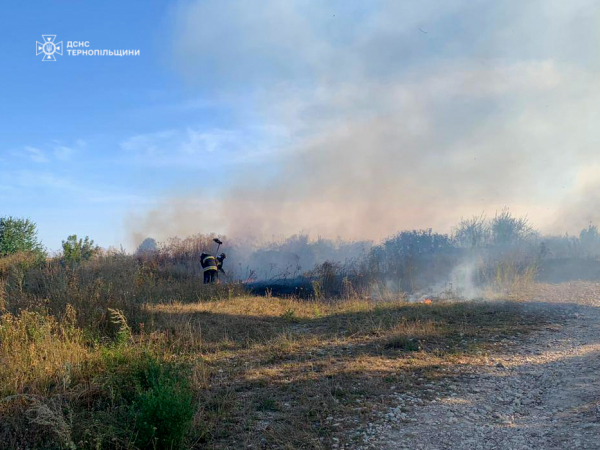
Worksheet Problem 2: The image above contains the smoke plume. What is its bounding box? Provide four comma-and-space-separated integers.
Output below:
128, 0, 600, 245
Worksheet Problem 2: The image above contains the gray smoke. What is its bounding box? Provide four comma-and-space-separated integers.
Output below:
129, 0, 600, 245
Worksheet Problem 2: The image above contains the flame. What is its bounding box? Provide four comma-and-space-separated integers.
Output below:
422, 299, 432, 304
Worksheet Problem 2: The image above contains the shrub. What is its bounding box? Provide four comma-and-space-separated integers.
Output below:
542, 234, 581, 258
132, 358, 195, 449
368, 229, 457, 292
100, 351, 195, 450
377, 229, 454, 260
490, 209, 536, 246
280, 308, 298, 322
0, 252, 44, 305
310, 261, 343, 298
454, 215, 490, 249
247, 234, 372, 280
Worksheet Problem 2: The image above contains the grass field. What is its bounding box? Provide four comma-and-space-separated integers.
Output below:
0, 293, 557, 449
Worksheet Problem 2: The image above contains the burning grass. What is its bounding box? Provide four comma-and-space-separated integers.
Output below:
0, 293, 559, 449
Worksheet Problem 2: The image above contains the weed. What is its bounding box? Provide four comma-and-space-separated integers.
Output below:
108, 308, 131, 345
255, 397, 279, 412
280, 308, 298, 322
384, 336, 421, 351
91, 351, 196, 450
130, 357, 195, 450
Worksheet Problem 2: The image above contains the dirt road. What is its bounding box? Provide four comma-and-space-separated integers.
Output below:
358, 283, 600, 450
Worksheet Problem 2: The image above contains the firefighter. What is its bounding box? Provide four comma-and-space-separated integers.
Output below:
201, 252, 218, 284
201, 252, 227, 284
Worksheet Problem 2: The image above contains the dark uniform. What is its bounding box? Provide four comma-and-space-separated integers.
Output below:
201, 253, 218, 284
201, 252, 226, 284
217, 253, 226, 274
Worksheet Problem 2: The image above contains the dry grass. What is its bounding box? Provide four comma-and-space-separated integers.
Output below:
144, 295, 555, 449
0, 306, 88, 398
0, 280, 560, 449
0, 230, 582, 449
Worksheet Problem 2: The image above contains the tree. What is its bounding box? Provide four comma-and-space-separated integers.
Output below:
62, 235, 98, 265
579, 224, 600, 257
136, 237, 158, 254
0, 216, 44, 256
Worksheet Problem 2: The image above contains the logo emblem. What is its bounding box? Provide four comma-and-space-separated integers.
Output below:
36, 35, 63, 61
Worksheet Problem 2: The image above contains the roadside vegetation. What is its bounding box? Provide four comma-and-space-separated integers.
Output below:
0, 212, 595, 449
0, 293, 555, 449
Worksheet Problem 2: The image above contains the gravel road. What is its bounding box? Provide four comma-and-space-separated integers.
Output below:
358, 282, 600, 450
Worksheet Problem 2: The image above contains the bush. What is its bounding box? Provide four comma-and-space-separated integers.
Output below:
246, 234, 371, 280
0, 252, 44, 309
136, 237, 158, 254
99, 351, 195, 450
453, 210, 538, 249
368, 229, 457, 292
377, 229, 454, 260
132, 358, 195, 449
490, 209, 536, 246
540, 234, 581, 259
454, 215, 490, 249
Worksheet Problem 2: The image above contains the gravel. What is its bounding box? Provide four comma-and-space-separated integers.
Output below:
353, 283, 600, 450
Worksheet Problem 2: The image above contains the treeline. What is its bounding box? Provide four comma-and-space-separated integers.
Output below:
1, 210, 600, 318
310, 211, 600, 297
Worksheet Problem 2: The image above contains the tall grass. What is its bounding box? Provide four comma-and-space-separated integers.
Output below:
0, 306, 85, 398
0, 250, 244, 337
0, 306, 198, 450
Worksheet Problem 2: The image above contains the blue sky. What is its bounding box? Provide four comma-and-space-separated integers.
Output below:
2, 1, 600, 251
0, 1, 254, 250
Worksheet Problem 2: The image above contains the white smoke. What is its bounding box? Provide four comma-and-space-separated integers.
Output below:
130, 0, 600, 243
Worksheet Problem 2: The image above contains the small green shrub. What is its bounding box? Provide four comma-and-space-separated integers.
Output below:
96, 351, 195, 450
280, 308, 298, 322
132, 358, 195, 449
